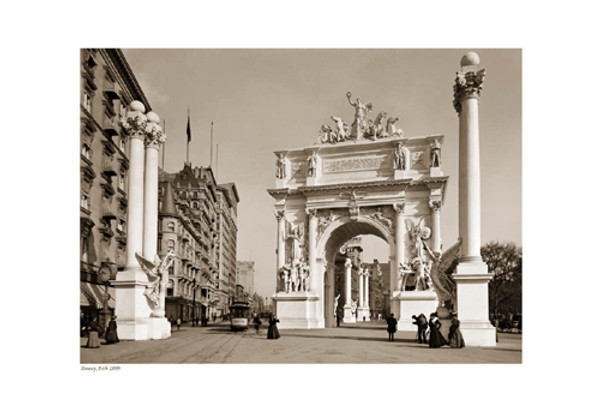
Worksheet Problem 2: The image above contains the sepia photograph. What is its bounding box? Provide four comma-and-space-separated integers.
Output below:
79, 48, 521, 364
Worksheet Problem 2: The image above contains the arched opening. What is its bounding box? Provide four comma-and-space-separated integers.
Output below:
319, 217, 394, 327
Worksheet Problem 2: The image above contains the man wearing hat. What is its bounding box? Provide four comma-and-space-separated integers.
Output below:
386, 313, 398, 341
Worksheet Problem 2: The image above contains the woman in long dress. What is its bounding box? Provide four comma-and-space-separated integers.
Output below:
448, 316, 465, 348
105, 315, 119, 344
428, 313, 447, 348
267, 315, 280, 340
86, 317, 100, 348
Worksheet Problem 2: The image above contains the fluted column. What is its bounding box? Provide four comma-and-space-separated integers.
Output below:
429, 200, 442, 254
392, 202, 405, 291
121, 101, 148, 268
454, 62, 487, 262
143, 112, 166, 259
275, 210, 286, 272
307, 208, 318, 292
364, 270, 370, 308
344, 258, 352, 306
358, 269, 364, 307
452, 52, 495, 346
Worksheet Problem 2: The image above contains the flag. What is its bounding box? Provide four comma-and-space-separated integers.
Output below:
186, 111, 191, 143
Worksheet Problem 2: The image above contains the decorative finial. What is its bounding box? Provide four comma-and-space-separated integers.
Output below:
460, 52, 480, 67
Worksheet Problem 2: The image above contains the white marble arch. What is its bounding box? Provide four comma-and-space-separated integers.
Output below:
316, 215, 394, 328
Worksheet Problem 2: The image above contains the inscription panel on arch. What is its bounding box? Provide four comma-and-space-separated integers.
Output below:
323, 156, 386, 173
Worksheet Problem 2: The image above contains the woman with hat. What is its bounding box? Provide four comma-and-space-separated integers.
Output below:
267, 314, 280, 340
447, 313, 465, 348
428, 312, 447, 348
86, 317, 101, 348
105, 315, 119, 344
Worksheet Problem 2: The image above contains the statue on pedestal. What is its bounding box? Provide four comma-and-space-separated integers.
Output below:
395, 142, 408, 171
299, 258, 310, 291
346, 91, 372, 139
423, 239, 462, 310
276, 153, 287, 179
430, 140, 442, 167
406, 218, 431, 260
136, 250, 175, 316
307, 152, 318, 178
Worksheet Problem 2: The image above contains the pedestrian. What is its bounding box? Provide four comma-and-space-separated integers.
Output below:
176, 317, 181, 331
412, 313, 428, 344
253, 314, 262, 334
195, 317, 200, 327
428, 313, 447, 348
104, 315, 119, 344
86, 317, 100, 348
336, 314, 341, 327
212, 313, 216, 322
386, 313, 397, 341
448, 314, 465, 348
267, 315, 280, 339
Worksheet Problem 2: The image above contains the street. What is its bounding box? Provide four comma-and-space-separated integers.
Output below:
81, 320, 521, 364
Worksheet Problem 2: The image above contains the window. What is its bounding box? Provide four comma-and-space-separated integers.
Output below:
82, 143, 92, 160
168, 239, 175, 251
81, 193, 89, 210
117, 219, 125, 232
118, 172, 125, 190
81, 236, 89, 263
83, 91, 92, 111
119, 138, 126, 152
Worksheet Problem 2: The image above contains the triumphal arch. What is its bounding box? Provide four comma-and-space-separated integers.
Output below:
269, 91, 448, 331
269, 53, 497, 347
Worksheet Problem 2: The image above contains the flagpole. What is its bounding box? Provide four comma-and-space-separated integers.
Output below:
216, 143, 219, 181
210, 121, 214, 169
162, 119, 166, 169
186, 108, 190, 164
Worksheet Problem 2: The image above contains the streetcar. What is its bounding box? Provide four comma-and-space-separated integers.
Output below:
229, 301, 251, 331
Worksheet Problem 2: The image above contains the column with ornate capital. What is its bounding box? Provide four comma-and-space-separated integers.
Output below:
343, 257, 355, 323
307, 208, 318, 292
452, 52, 495, 346
113, 101, 153, 340
357, 268, 371, 321
429, 200, 442, 254
275, 210, 286, 274
392, 202, 405, 292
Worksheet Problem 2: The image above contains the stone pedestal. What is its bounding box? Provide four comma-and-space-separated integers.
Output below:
343, 304, 356, 323
275, 178, 287, 189
453, 262, 496, 346
392, 290, 438, 331
112, 267, 154, 340
357, 307, 370, 322
273, 292, 321, 329
306, 176, 317, 186
429, 167, 443, 177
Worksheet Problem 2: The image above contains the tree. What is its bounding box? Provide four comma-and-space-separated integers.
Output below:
481, 241, 522, 320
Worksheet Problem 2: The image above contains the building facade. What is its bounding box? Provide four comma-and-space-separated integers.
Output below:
80, 48, 152, 328
158, 163, 239, 321
236, 261, 255, 297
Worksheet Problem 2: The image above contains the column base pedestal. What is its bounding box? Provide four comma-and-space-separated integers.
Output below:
392, 290, 438, 331
343, 305, 356, 323
273, 292, 323, 329
453, 261, 496, 346
357, 307, 370, 322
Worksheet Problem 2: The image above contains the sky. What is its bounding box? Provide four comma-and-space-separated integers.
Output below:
122, 49, 521, 298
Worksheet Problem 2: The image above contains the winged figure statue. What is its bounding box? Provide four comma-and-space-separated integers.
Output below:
136, 250, 175, 310
423, 239, 462, 310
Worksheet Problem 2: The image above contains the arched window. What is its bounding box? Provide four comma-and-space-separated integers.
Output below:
167, 222, 175, 232
167, 239, 175, 251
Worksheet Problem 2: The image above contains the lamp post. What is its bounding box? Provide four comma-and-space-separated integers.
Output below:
192, 277, 197, 327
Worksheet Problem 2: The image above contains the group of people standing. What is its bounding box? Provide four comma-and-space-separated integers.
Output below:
385, 312, 465, 348
83, 315, 120, 348
253, 314, 281, 339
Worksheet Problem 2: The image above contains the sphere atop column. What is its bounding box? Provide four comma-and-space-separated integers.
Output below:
146, 111, 160, 124
129, 100, 146, 113
460, 51, 480, 67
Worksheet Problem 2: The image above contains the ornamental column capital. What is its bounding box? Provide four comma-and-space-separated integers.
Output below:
453, 68, 487, 114
275, 210, 286, 221
144, 112, 166, 150
121, 110, 148, 142
393, 202, 405, 214
429, 200, 442, 213
305, 208, 318, 217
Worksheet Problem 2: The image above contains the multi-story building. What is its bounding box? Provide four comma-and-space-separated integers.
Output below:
80, 48, 151, 327
236, 261, 255, 297
158, 163, 239, 321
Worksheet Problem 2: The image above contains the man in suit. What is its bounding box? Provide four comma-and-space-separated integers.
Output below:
386, 313, 398, 341
412, 313, 429, 343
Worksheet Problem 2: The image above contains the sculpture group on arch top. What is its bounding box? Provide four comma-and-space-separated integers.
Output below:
317, 91, 405, 144
274, 92, 443, 180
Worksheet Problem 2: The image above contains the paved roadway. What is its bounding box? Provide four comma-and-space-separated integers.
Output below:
80, 320, 521, 364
